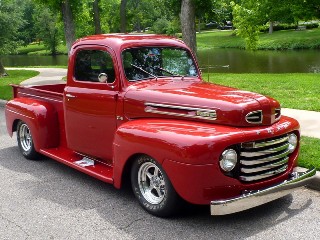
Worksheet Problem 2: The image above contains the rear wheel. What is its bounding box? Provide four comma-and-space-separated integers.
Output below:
17, 121, 39, 160
131, 155, 180, 217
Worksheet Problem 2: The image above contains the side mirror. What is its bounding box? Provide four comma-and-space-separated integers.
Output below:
98, 73, 108, 83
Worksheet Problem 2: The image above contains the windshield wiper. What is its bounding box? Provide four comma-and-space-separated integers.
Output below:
157, 67, 186, 80
131, 64, 157, 79
157, 67, 182, 77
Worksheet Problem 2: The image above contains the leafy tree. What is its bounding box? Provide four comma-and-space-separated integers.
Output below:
231, 1, 263, 50
37, 0, 77, 53
19, 0, 37, 46
0, 0, 24, 76
33, 4, 60, 55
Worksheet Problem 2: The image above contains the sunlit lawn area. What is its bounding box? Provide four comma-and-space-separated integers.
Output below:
0, 70, 39, 100
299, 137, 320, 170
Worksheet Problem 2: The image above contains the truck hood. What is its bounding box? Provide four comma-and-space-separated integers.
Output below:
123, 78, 281, 127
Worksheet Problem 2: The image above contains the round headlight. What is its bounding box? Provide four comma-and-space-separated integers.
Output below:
220, 149, 238, 172
288, 133, 298, 153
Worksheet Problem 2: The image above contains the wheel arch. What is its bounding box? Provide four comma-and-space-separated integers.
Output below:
111, 119, 226, 189
5, 98, 60, 151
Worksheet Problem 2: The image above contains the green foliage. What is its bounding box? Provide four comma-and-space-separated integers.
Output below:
0, 0, 24, 55
152, 18, 170, 34
260, 22, 319, 33
18, 0, 37, 45
33, 5, 61, 55
231, 1, 262, 50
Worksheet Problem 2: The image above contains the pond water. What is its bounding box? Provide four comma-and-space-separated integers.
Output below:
2, 48, 320, 73
2, 55, 68, 67
197, 48, 320, 73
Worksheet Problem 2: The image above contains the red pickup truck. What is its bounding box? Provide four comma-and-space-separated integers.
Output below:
5, 34, 315, 217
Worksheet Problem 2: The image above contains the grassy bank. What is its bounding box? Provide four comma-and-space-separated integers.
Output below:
197, 28, 320, 50
16, 43, 68, 55
203, 73, 320, 111
0, 70, 39, 100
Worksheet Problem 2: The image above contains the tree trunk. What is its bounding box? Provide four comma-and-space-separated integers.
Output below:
269, 21, 274, 34
180, 0, 197, 56
61, 0, 76, 54
93, 0, 102, 34
0, 59, 6, 76
120, 0, 127, 33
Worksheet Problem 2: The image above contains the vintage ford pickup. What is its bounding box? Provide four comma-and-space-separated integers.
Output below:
5, 34, 316, 217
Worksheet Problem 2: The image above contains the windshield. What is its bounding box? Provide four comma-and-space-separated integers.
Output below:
122, 47, 199, 81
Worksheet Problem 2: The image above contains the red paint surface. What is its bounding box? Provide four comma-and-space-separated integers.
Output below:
5, 34, 300, 205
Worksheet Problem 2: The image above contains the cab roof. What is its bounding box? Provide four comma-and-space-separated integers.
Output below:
71, 34, 188, 52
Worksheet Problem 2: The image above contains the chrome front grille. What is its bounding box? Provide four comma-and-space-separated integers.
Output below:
239, 134, 290, 182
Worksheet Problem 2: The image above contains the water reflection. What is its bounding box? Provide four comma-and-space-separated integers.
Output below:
2, 55, 68, 67
198, 48, 320, 73
2, 48, 320, 73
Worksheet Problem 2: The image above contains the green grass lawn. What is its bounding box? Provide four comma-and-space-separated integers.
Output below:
299, 137, 320, 170
0, 70, 39, 100
197, 28, 320, 50
203, 73, 320, 111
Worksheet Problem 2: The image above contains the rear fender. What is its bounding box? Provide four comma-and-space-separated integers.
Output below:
5, 98, 59, 151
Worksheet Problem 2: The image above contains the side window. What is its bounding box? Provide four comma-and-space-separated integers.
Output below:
74, 50, 115, 83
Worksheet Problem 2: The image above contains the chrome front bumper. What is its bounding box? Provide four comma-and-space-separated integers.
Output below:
211, 167, 316, 215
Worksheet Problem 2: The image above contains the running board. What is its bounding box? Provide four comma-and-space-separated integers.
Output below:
39, 147, 113, 184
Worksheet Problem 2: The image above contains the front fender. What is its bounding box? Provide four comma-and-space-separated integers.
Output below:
112, 117, 300, 205
5, 98, 59, 151
112, 118, 247, 188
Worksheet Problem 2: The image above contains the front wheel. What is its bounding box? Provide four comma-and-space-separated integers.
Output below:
131, 155, 180, 217
17, 121, 39, 160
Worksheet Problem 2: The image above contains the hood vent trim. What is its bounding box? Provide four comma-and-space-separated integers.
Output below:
275, 108, 281, 121
246, 110, 263, 124
145, 102, 217, 121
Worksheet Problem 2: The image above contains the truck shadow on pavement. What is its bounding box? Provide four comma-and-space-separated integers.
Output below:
0, 146, 313, 240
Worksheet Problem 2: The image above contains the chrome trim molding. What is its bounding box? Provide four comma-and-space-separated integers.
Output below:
241, 157, 289, 173
246, 110, 263, 124
275, 108, 281, 121
144, 102, 217, 120
239, 165, 288, 181
211, 167, 316, 215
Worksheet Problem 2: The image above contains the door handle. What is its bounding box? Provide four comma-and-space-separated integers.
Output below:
66, 93, 76, 98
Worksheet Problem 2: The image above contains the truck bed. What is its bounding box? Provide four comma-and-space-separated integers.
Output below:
12, 83, 65, 101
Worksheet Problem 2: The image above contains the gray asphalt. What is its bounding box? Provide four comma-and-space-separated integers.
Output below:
1, 68, 320, 239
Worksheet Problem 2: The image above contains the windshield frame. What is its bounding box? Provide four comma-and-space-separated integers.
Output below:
121, 46, 200, 82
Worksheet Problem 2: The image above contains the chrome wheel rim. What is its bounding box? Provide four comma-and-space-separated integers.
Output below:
19, 124, 32, 152
138, 162, 166, 204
